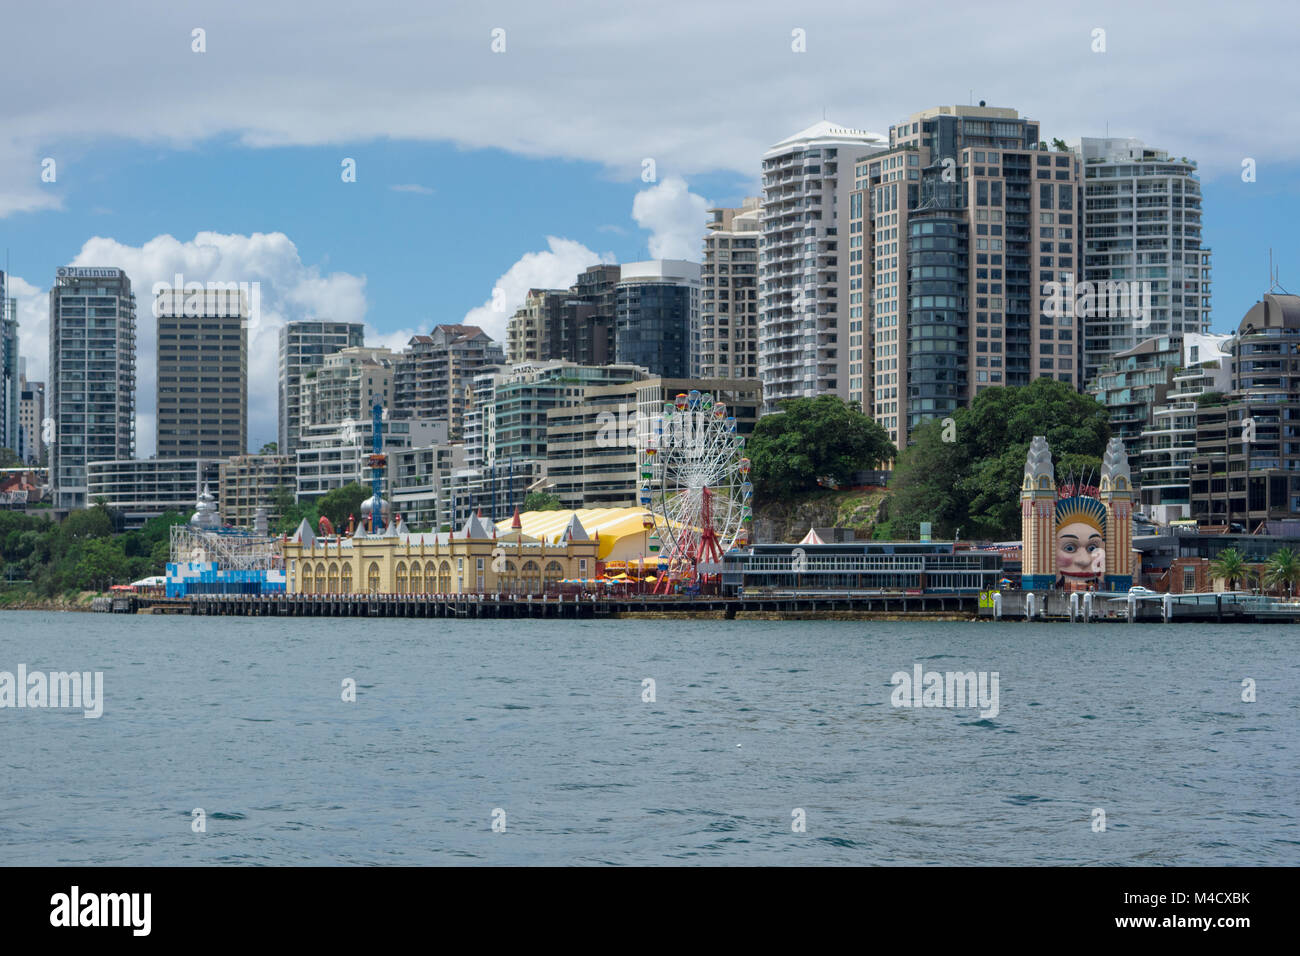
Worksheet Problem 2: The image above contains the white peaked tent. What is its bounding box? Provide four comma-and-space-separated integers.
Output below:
798, 527, 826, 545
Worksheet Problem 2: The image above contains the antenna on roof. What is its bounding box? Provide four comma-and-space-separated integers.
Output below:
1268, 249, 1290, 295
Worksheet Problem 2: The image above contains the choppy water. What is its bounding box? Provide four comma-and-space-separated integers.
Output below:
0, 611, 1296, 865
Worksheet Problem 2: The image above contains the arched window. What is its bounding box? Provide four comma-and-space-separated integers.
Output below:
439, 562, 452, 593
396, 562, 408, 593
341, 563, 353, 594
316, 563, 327, 593
409, 562, 422, 594
327, 563, 340, 594
499, 560, 517, 593
544, 560, 563, 588
522, 561, 540, 594
425, 561, 436, 594
301, 564, 314, 594
367, 562, 381, 594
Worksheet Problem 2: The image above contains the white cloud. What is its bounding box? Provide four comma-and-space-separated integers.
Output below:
460, 236, 614, 341
631, 176, 710, 261
0, 0, 1294, 217
12, 232, 368, 457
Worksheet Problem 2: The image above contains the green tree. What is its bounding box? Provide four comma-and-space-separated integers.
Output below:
259, 441, 278, 454
1263, 548, 1300, 598
0, 447, 20, 468
1209, 548, 1249, 591
70, 537, 125, 592
61, 505, 114, 542
315, 482, 370, 532
881, 378, 1110, 540
747, 395, 896, 500
523, 491, 563, 512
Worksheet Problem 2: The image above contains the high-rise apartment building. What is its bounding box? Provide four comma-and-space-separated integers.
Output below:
155, 288, 248, 459
850, 104, 1080, 445
614, 260, 700, 379
469, 360, 645, 469
1069, 137, 1212, 383
1190, 294, 1300, 526
505, 265, 620, 366
393, 325, 504, 439
278, 320, 365, 455
697, 199, 761, 379
544, 376, 761, 509
1141, 332, 1230, 521
48, 266, 137, 511
759, 122, 888, 414
18, 374, 45, 465
299, 346, 396, 428
1, 273, 17, 456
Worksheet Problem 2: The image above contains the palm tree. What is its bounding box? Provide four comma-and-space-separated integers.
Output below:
1263, 548, 1300, 599
1209, 548, 1248, 591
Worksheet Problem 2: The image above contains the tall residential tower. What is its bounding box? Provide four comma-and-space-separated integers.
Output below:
48, 266, 137, 511
759, 122, 888, 414
278, 320, 366, 455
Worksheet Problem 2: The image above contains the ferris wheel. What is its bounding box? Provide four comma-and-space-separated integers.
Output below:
639, 389, 752, 585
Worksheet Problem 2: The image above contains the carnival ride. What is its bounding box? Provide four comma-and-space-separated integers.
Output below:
639, 390, 751, 592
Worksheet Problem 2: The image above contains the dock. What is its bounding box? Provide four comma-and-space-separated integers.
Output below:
87, 589, 1300, 621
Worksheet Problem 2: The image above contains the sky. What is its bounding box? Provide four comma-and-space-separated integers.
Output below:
2, 0, 1298, 454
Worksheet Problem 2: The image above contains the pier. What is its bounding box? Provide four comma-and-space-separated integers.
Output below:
91, 589, 1300, 621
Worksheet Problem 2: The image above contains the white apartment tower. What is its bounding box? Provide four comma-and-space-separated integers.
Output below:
758, 121, 887, 414
696, 198, 761, 380
1070, 137, 1212, 383
48, 266, 137, 511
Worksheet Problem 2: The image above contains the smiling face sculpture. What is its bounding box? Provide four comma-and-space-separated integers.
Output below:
1055, 496, 1107, 589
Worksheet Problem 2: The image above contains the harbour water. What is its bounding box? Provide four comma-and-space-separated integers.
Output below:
0, 611, 1296, 865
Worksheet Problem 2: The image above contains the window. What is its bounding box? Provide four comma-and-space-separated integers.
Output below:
368, 562, 381, 594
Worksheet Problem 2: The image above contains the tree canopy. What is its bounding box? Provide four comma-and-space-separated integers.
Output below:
878, 378, 1111, 540
747, 395, 896, 500
524, 491, 563, 512
0, 506, 187, 595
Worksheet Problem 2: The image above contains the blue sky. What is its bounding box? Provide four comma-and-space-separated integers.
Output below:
3, 0, 1297, 452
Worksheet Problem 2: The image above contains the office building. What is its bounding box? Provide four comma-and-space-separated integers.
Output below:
1070, 137, 1212, 382
278, 320, 365, 455
48, 266, 137, 511
614, 260, 700, 379
697, 199, 761, 379
155, 288, 248, 459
